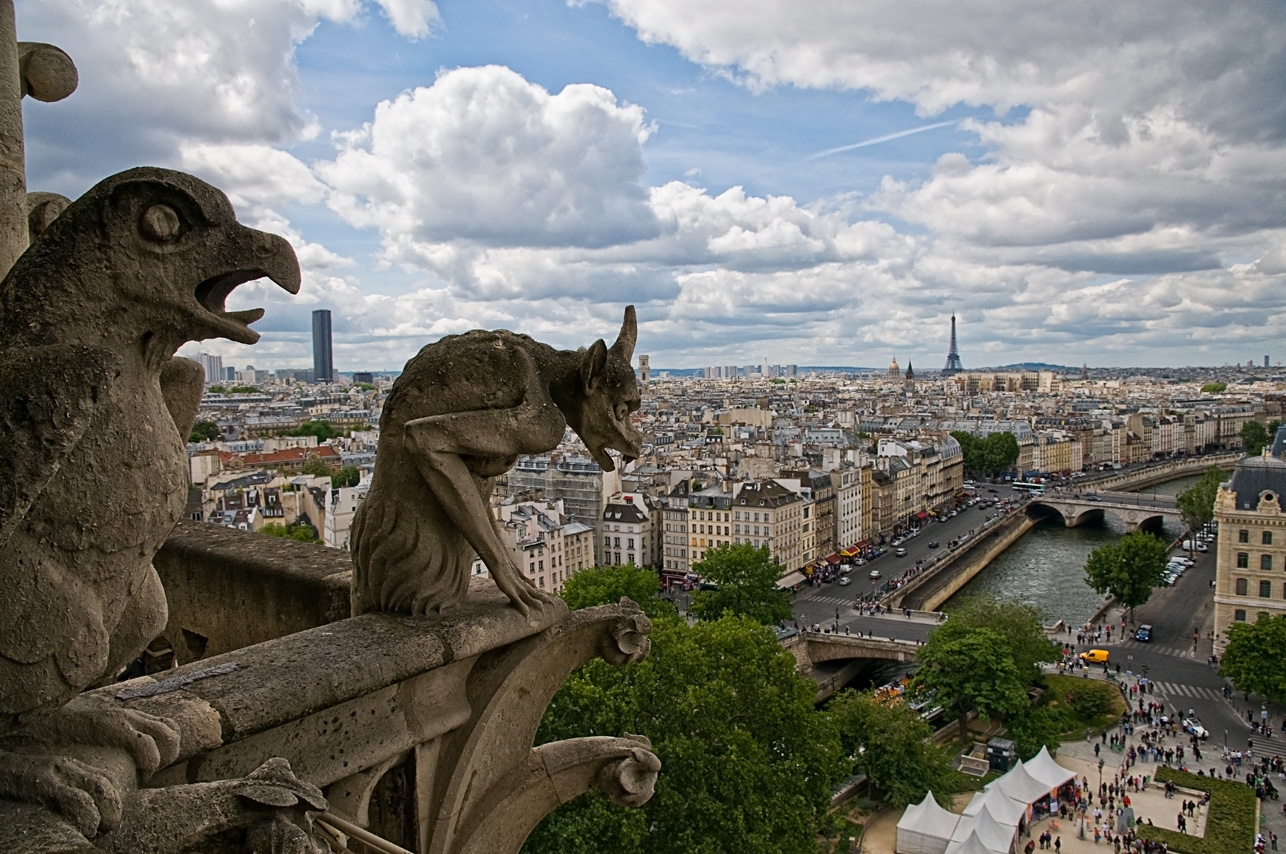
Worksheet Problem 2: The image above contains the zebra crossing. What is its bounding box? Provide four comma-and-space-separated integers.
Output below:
1151, 680, 1223, 704
1148, 680, 1286, 755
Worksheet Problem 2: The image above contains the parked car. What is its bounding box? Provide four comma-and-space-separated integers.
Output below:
1135, 624, 1152, 642
1079, 649, 1110, 664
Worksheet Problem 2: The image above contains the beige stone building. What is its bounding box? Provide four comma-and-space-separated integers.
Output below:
732, 479, 804, 573
1212, 442, 1286, 648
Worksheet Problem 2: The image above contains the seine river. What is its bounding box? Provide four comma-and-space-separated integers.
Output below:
944, 473, 1205, 628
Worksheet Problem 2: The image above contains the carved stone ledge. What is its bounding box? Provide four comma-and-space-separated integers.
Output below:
0, 585, 656, 853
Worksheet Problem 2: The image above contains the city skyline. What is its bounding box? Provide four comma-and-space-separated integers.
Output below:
16, 1, 1286, 371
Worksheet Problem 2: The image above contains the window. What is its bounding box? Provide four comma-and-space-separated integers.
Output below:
1265, 531, 1274, 545
1235, 609, 1247, 622
1237, 553, 1249, 568
1261, 580, 1273, 598
1264, 554, 1274, 571
1239, 530, 1250, 543
1236, 578, 1248, 595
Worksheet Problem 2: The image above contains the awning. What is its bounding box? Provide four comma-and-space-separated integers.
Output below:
916, 511, 930, 519
826, 553, 842, 564
777, 571, 807, 588
855, 539, 872, 549
841, 546, 860, 557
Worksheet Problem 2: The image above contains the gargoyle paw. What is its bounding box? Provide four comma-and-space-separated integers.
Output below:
0, 749, 122, 837
28, 702, 181, 777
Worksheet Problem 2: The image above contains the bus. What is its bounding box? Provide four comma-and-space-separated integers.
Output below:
1011, 481, 1047, 494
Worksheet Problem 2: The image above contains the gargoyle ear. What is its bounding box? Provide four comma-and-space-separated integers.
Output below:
582, 339, 608, 393
609, 305, 636, 364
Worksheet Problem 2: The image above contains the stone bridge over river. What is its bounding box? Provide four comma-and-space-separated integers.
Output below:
1026, 491, 1181, 531
782, 630, 921, 702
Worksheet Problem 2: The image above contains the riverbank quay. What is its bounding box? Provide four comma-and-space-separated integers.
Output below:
889, 511, 1037, 611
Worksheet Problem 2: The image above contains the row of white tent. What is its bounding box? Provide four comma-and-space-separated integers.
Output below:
896, 746, 1078, 854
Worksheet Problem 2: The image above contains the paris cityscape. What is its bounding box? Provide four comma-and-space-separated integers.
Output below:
4, 1, 1286, 853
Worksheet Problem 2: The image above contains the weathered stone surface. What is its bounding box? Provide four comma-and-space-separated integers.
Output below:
0, 166, 301, 837
352, 307, 643, 617
156, 520, 354, 660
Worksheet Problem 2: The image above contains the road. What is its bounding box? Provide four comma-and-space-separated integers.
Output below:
793, 483, 1031, 620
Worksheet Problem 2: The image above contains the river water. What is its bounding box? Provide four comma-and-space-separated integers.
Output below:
943, 473, 1206, 627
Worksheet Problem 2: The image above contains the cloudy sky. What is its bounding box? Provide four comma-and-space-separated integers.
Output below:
17, 0, 1286, 371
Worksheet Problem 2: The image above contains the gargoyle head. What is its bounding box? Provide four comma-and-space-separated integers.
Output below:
567, 306, 643, 472
2, 167, 300, 361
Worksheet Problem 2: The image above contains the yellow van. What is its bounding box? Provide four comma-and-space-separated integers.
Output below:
1079, 649, 1109, 664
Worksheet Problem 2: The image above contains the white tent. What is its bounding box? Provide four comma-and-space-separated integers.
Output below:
896, 791, 958, 854
949, 811, 1016, 854
962, 787, 1025, 828
990, 759, 1051, 806
943, 830, 998, 854
1024, 746, 1076, 792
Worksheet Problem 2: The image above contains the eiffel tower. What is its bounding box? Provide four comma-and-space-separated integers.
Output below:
941, 314, 964, 376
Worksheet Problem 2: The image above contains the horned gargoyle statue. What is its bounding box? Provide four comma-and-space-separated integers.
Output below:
352, 307, 643, 616
0, 167, 319, 846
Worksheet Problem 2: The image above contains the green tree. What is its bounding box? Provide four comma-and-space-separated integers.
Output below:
828, 690, 953, 807
1004, 705, 1071, 761
1176, 466, 1225, 546
331, 466, 362, 488
558, 564, 676, 620
260, 522, 320, 543
187, 420, 221, 442
1220, 614, 1286, 704
951, 431, 1020, 477
208, 384, 227, 394
688, 543, 792, 625
951, 431, 979, 473
913, 627, 1030, 742
1083, 530, 1169, 621
1199, 382, 1227, 393
291, 419, 341, 441
300, 457, 333, 478
229, 384, 259, 393
526, 615, 842, 854
1242, 420, 1270, 455
935, 594, 1060, 680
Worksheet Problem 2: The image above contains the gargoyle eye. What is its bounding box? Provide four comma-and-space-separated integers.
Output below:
140, 204, 182, 242
616, 403, 630, 421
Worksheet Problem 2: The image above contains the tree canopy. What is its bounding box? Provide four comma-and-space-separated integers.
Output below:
290, 419, 341, 441
299, 458, 334, 478
951, 430, 1021, 477
558, 563, 675, 620
1199, 382, 1227, 394
525, 615, 841, 854
828, 690, 953, 807
1083, 530, 1169, 620
1176, 466, 1225, 539
1242, 420, 1270, 455
913, 626, 1031, 741
331, 465, 362, 488
1220, 614, 1286, 704
688, 543, 792, 625
260, 522, 320, 543
935, 594, 1061, 680
188, 420, 221, 443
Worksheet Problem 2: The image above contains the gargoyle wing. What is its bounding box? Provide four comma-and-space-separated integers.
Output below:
0, 344, 121, 550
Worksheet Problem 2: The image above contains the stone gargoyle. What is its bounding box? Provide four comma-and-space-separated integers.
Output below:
351, 307, 643, 617
0, 167, 300, 838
